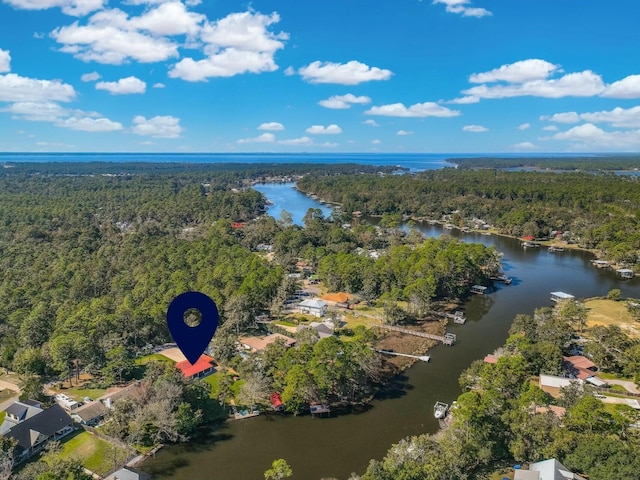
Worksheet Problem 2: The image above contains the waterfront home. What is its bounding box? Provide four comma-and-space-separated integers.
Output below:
270, 393, 284, 412
99, 381, 145, 410
70, 400, 108, 426
563, 356, 607, 387
1, 404, 73, 463
0, 400, 43, 435
176, 354, 215, 380
298, 298, 328, 317
239, 333, 296, 353
514, 458, 585, 480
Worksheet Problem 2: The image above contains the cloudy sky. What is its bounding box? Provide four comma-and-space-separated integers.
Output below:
0, 0, 639, 153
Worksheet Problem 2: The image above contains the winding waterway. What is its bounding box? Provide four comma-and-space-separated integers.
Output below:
143, 183, 639, 480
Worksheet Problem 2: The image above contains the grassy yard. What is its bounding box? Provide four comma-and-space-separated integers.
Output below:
0, 388, 15, 402
0, 411, 5, 423
134, 353, 174, 366
59, 430, 130, 476
53, 384, 108, 403
584, 299, 640, 339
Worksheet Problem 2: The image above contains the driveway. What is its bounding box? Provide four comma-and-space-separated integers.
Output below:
606, 379, 640, 394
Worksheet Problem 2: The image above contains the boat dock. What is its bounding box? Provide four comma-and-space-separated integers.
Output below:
374, 349, 430, 362
377, 324, 456, 345
490, 274, 512, 285
432, 310, 466, 324
231, 404, 260, 420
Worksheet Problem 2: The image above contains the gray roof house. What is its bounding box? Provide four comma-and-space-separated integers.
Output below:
1, 404, 74, 463
0, 400, 43, 435
514, 458, 586, 480
298, 299, 328, 317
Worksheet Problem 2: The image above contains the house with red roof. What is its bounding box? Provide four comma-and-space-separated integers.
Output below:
176, 354, 215, 380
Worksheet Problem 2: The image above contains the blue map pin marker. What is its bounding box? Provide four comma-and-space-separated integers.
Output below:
167, 291, 219, 365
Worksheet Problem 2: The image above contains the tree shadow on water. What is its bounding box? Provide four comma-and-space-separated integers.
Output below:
373, 372, 413, 401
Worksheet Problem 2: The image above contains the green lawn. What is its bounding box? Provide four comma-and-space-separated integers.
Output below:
0, 411, 5, 423
59, 430, 130, 476
274, 319, 298, 327
203, 372, 243, 399
54, 385, 109, 403
135, 353, 174, 365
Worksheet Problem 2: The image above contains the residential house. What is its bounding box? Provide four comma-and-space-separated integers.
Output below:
297, 322, 334, 339
238, 333, 296, 353
175, 354, 215, 380
563, 356, 607, 387
298, 299, 327, 317
1, 404, 73, 463
70, 400, 108, 426
71, 382, 144, 426
514, 458, 585, 480
0, 400, 43, 435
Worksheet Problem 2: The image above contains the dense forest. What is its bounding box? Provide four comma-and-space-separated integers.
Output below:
450, 156, 640, 171
359, 300, 640, 480
297, 169, 640, 266
0, 163, 498, 394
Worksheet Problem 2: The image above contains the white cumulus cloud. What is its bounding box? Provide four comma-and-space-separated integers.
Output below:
152, 82, 165, 88
169, 11, 287, 81
237, 132, 276, 144
0, 49, 11, 73
371, 139, 382, 144
56, 116, 123, 131
132, 115, 182, 138
540, 112, 580, 123
518, 123, 530, 130
95, 76, 146, 94
397, 130, 414, 136
318, 93, 371, 109
365, 101, 460, 118
433, 0, 491, 17
463, 70, 605, 99
601, 75, 640, 99
542, 125, 558, 131
463, 124, 488, 132
470, 59, 560, 84
0, 73, 76, 103
363, 119, 380, 127
298, 60, 392, 85
51, 9, 180, 64
81, 71, 100, 82
306, 124, 342, 135
3, 0, 105, 16
543, 106, 640, 129
553, 123, 640, 150
258, 122, 284, 131
446, 95, 479, 104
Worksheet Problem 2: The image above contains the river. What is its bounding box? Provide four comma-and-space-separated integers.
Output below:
143, 183, 639, 480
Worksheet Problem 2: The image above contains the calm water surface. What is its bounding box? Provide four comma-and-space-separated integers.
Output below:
143, 183, 639, 480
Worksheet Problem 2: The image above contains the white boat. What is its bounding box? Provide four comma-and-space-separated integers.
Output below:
434, 401, 449, 419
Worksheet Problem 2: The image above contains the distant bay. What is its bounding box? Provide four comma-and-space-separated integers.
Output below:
0, 152, 592, 173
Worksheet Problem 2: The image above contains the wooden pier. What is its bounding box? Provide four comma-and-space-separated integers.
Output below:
377, 324, 456, 345
374, 349, 431, 362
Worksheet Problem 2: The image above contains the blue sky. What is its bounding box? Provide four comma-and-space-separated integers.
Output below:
0, 0, 639, 153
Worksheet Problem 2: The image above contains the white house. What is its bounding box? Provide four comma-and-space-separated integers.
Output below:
514, 458, 585, 480
298, 299, 328, 317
